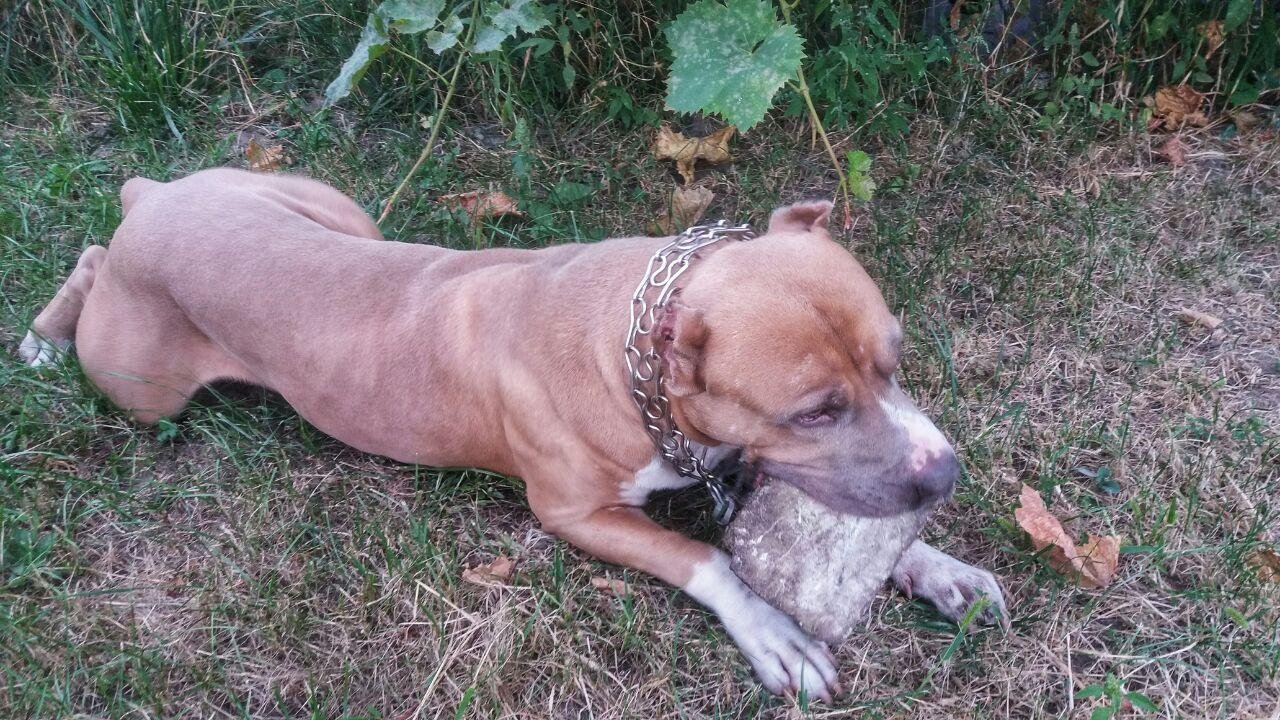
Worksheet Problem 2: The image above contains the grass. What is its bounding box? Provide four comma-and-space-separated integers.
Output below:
3, 1, 1280, 718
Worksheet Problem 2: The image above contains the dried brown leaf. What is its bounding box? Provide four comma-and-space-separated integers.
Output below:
461, 555, 516, 586
1152, 85, 1210, 132
1196, 20, 1225, 58
949, 0, 966, 30
590, 576, 633, 597
1014, 484, 1120, 589
1176, 307, 1222, 330
246, 139, 284, 173
652, 125, 734, 186
655, 185, 714, 235
439, 190, 524, 221
1247, 548, 1280, 583
1156, 136, 1189, 167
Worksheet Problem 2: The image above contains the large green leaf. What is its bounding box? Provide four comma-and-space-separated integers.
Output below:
427, 13, 465, 53
1225, 0, 1252, 31
664, 0, 804, 131
322, 0, 449, 107
472, 0, 549, 53
323, 14, 391, 107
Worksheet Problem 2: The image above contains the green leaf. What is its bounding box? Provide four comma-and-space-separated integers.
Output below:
1126, 692, 1159, 712
323, 0, 449, 107
473, 0, 550, 53
845, 150, 875, 202
846, 149, 872, 173
1075, 684, 1106, 699
1089, 707, 1115, 720
323, 14, 391, 107
1225, 0, 1252, 31
849, 175, 876, 202
379, 0, 445, 33
426, 13, 464, 53
664, 0, 804, 131
550, 180, 593, 205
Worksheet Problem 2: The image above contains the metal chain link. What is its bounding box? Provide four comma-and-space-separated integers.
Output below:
624, 220, 756, 524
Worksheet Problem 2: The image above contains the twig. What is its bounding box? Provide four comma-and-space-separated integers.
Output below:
376, 0, 479, 226
780, 1, 853, 226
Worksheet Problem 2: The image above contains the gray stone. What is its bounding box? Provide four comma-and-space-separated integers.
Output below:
725, 481, 926, 646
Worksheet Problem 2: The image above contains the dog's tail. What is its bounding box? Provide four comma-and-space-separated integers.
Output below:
121, 177, 162, 217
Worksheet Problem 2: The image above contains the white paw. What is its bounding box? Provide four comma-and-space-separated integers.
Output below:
722, 597, 840, 702
18, 331, 69, 367
893, 542, 1008, 628
683, 552, 839, 702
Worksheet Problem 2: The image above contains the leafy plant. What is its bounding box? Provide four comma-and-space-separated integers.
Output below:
50, 0, 227, 138
663, 0, 873, 223
1076, 674, 1159, 719
792, 0, 950, 139
844, 150, 875, 202
325, 0, 549, 223
663, 0, 803, 131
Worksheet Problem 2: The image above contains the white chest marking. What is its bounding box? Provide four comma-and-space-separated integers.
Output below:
617, 445, 739, 506
617, 456, 698, 505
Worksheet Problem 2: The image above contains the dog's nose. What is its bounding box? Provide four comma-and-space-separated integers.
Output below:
911, 451, 959, 507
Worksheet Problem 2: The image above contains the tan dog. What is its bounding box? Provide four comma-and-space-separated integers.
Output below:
21, 168, 1005, 701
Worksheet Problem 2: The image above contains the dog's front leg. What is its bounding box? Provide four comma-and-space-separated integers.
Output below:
542, 504, 839, 700
891, 540, 1008, 627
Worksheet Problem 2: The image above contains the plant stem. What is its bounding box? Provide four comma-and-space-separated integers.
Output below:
780, 1, 852, 224
791, 75, 850, 210
377, 52, 466, 226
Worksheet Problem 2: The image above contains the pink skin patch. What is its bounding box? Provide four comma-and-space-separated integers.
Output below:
877, 398, 953, 472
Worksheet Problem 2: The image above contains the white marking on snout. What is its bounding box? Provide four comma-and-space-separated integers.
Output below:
879, 399, 953, 472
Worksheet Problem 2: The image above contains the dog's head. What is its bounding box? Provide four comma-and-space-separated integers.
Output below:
658, 200, 958, 517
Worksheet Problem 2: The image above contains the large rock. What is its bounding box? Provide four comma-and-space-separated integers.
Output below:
725, 481, 926, 645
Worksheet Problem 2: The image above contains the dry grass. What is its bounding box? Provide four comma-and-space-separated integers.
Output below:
2, 85, 1279, 719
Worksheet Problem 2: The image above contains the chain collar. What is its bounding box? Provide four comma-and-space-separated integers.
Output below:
624, 220, 757, 524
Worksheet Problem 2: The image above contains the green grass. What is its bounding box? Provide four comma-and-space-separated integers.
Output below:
3, 0, 1280, 717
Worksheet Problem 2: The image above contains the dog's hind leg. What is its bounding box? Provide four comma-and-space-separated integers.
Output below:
72, 275, 248, 425
19, 244, 107, 366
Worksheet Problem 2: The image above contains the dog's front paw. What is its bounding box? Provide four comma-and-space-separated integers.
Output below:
18, 331, 69, 367
892, 541, 1008, 628
721, 597, 840, 702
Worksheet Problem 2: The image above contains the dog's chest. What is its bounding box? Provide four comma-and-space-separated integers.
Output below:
617, 447, 738, 506
617, 457, 699, 505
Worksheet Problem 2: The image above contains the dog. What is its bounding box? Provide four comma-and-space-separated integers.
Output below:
20, 168, 1005, 701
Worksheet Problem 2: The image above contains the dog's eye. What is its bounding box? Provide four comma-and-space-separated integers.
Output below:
792, 405, 839, 427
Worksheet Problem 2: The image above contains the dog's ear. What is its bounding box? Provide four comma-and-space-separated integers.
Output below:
767, 200, 833, 235
655, 301, 707, 397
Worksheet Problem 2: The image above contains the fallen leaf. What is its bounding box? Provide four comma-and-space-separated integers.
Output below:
652, 125, 734, 186
1247, 548, 1280, 582
1156, 136, 1189, 166
246, 139, 285, 172
1196, 20, 1225, 58
949, 0, 966, 30
461, 555, 516, 585
590, 576, 633, 596
1014, 484, 1120, 589
655, 185, 714, 235
1151, 85, 1210, 132
1176, 307, 1222, 330
439, 190, 524, 221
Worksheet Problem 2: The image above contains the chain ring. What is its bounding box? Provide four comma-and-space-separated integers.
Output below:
624, 221, 756, 524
